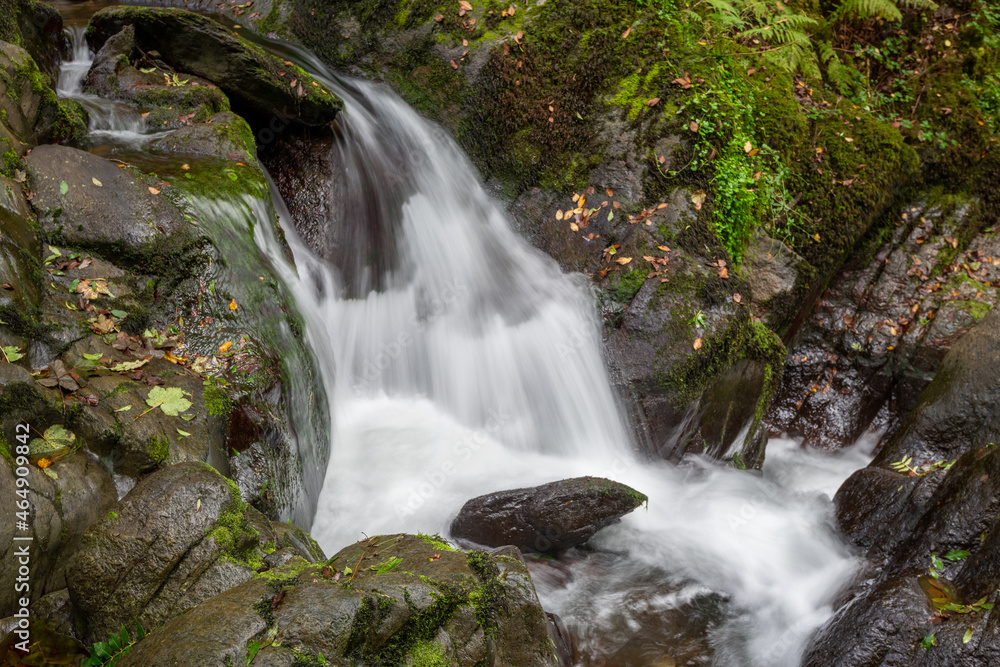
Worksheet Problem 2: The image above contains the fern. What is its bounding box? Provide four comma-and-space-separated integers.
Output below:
833, 0, 938, 23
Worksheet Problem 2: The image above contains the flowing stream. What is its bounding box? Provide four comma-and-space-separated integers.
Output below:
55, 17, 872, 666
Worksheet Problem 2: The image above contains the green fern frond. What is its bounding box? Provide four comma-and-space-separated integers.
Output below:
833, 0, 938, 23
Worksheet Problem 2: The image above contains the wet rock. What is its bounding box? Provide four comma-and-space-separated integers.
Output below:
149, 111, 255, 162
85, 25, 232, 129
119, 534, 559, 667
86, 7, 342, 127
25, 144, 193, 253
67, 462, 269, 643
0, 41, 84, 151
746, 234, 802, 324
1, 0, 68, 79
0, 450, 116, 618
450, 476, 647, 552
806, 311, 1000, 664
767, 194, 995, 449
0, 176, 39, 320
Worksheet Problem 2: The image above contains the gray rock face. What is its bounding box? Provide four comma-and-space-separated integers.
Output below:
118, 534, 559, 667
86, 6, 342, 127
67, 462, 263, 643
26, 144, 192, 252
805, 310, 1000, 664
767, 194, 996, 449
0, 450, 116, 618
450, 476, 647, 552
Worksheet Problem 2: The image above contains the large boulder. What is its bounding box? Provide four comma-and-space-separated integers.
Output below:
117, 534, 560, 667
67, 462, 323, 644
451, 476, 647, 552
26, 144, 194, 254
804, 309, 1000, 664
86, 6, 342, 127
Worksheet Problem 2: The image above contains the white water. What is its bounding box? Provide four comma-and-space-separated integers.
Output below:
56, 21, 870, 665
259, 53, 868, 665
57, 26, 167, 145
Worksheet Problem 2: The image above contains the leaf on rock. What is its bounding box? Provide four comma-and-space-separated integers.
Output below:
693, 337, 703, 350
146, 386, 192, 416
29, 424, 76, 457
2, 346, 23, 363
691, 190, 707, 210
59, 181, 68, 195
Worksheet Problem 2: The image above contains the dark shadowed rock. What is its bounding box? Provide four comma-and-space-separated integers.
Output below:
86, 6, 342, 127
451, 476, 647, 552
119, 534, 559, 667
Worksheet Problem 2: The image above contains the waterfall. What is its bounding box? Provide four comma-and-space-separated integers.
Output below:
52, 18, 868, 665
259, 45, 865, 667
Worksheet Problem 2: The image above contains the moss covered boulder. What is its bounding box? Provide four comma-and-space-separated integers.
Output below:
67, 462, 324, 644
86, 6, 342, 127
117, 533, 559, 667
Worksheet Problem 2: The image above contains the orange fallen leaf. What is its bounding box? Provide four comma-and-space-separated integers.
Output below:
459, 0, 473, 9
450, 59, 459, 69
37, 458, 51, 468
148, 186, 160, 195
621, 27, 631, 39
693, 337, 703, 350
647, 97, 660, 107
657, 245, 670, 252
219, 340, 233, 353
689, 120, 699, 132
569, 222, 579, 231
606, 188, 614, 197
230, 299, 238, 311
615, 257, 633, 265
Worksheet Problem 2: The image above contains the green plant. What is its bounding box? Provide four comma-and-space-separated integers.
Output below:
889, 455, 956, 477
688, 310, 707, 328
82, 623, 145, 666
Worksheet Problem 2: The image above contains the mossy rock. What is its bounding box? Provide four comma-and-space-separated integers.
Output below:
117, 534, 559, 667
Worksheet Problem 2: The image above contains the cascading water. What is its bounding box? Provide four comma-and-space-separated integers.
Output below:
57, 26, 164, 144
251, 45, 869, 666
50, 14, 871, 664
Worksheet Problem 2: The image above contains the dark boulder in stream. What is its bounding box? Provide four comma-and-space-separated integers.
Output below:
804, 308, 1000, 665
86, 6, 342, 127
451, 476, 647, 552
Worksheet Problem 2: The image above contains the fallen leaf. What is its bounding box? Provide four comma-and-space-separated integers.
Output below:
219, 340, 233, 354
450, 59, 459, 69
606, 188, 614, 197
621, 27, 631, 39
733, 293, 742, 303
148, 186, 161, 195
647, 97, 660, 107
689, 120, 699, 132
556, 210, 564, 220
693, 337, 703, 350
744, 140, 753, 153
691, 190, 707, 210
92, 177, 103, 187
230, 299, 238, 311
615, 257, 632, 265
459, 0, 473, 9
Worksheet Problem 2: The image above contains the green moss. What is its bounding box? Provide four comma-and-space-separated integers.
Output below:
409, 640, 448, 667
416, 533, 456, 552
0, 149, 20, 178
107, 510, 119, 520
607, 269, 647, 304
49, 99, 88, 144
147, 434, 169, 463
0, 430, 11, 463
954, 299, 992, 322
203, 385, 233, 417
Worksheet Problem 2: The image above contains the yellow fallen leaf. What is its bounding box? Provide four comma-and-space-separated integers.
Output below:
459, 0, 473, 9
657, 245, 670, 252
219, 340, 233, 353
556, 210, 564, 220
164, 353, 187, 364
37, 457, 51, 468
148, 186, 160, 195
733, 293, 742, 303
92, 177, 103, 187
569, 222, 579, 231
691, 190, 707, 210
813, 233, 821, 241
229, 299, 238, 311
693, 337, 703, 350
181, 164, 190, 170
744, 140, 753, 153
615, 257, 632, 265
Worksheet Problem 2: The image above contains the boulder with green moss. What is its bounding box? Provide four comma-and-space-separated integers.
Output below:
116, 533, 559, 667
86, 6, 342, 127
67, 462, 324, 644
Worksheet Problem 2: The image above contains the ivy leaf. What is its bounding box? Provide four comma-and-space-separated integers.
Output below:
146, 386, 192, 416
944, 550, 969, 561
2, 346, 23, 363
